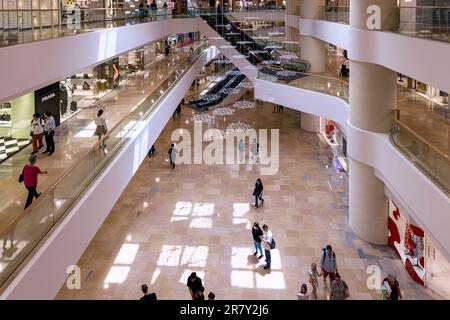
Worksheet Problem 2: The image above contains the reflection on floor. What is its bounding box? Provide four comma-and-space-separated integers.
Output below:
56, 93, 440, 300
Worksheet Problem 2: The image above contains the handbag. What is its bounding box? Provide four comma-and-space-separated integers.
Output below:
343, 281, 350, 299
18, 167, 25, 183
82, 82, 91, 90
0, 112, 11, 121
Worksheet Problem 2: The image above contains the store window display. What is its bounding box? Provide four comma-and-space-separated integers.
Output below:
319, 118, 348, 172
388, 201, 426, 285
0, 93, 35, 162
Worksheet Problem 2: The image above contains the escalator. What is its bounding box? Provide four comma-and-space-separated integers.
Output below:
188, 67, 246, 111
199, 12, 310, 81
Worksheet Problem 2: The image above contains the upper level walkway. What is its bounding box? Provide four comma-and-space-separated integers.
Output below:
0, 7, 286, 48
0, 42, 217, 289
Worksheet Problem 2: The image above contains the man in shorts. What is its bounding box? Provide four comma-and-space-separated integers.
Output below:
320, 245, 337, 288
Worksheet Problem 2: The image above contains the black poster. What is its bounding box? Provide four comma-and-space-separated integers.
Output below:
34, 82, 61, 127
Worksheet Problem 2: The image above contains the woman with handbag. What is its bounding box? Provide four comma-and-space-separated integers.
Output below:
253, 178, 264, 208
30, 113, 44, 155
94, 109, 107, 149
21, 155, 48, 209
330, 272, 350, 300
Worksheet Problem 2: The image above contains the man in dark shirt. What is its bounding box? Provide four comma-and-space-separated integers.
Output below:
140, 284, 157, 301
186, 272, 203, 299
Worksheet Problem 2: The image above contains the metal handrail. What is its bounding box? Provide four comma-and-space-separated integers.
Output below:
0, 43, 210, 240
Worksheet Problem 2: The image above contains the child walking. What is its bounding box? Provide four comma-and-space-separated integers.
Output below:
308, 262, 322, 299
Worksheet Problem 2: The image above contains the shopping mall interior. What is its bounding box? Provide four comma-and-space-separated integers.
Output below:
0, 0, 449, 301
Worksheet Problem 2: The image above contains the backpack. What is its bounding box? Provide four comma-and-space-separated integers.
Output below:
270, 238, 276, 249
321, 248, 336, 265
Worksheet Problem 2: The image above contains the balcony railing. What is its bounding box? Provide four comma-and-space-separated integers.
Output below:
397, 6, 450, 43
319, 5, 349, 24
256, 65, 449, 194
256, 64, 349, 102
391, 111, 450, 195
0, 43, 212, 289
0, 7, 287, 48
317, 5, 450, 43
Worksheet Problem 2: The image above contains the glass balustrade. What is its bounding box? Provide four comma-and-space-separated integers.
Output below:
319, 6, 349, 24
0, 8, 193, 47
257, 64, 349, 102
0, 7, 287, 48
317, 5, 450, 43
0, 43, 211, 288
397, 6, 450, 43
391, 114, 450, 195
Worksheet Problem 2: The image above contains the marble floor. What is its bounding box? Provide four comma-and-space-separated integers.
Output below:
56, 92, 441, 300
0, 47, 192, 231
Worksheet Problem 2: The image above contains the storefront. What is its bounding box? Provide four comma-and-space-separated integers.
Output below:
398, 75, 449, 108
0, 93, 35, 161
388, 200, 450, 298
319, 117, 348, 172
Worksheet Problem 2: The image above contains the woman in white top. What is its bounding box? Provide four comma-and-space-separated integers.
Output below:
30, 113, 44, 154
94, 109, 107, 148
296, 283, 309, 300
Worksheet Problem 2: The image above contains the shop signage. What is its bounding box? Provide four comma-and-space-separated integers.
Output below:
41, 92, 56, 103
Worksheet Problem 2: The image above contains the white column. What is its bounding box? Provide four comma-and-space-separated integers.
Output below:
348, 0, 398, 245
349, 158, 389, 244
286, 0, 301, 53
300, 0, 326, 73
301, 112, 319, 132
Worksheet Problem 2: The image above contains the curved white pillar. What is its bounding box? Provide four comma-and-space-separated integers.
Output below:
301, 111, 319, 132
348, 0, 398, 244
349, 158, 389, 245
300, 0, 326, 73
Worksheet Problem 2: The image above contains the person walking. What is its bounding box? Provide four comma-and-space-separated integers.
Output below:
194, 286, 205, 300
139, 1, 145, 19
253, 178, 264, 208
387, 274, 402, 300
308, 262, 322, 299
150, 0, 157, 20
261, 224, 273, 270
148, 144, 156, 157
187, 272, 203, 300
296, 283, 309, 300
22, 155, 47, 209
43, 111, 56, 156
381, 277, 392, 300
30, 113, 44, 155
330, 272, 350, 300
252, 222, 264, 259
163, 2, 168, 18
238, 138, 244, 163
320, 245, 337, 288
168, 143, 177, 170
94, 109, 107, 149
165, 41, 170, 56
250, 138, 259, 164
188, 47, 195, 63
208, 292, 215, 300
139, 284, 157, 300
